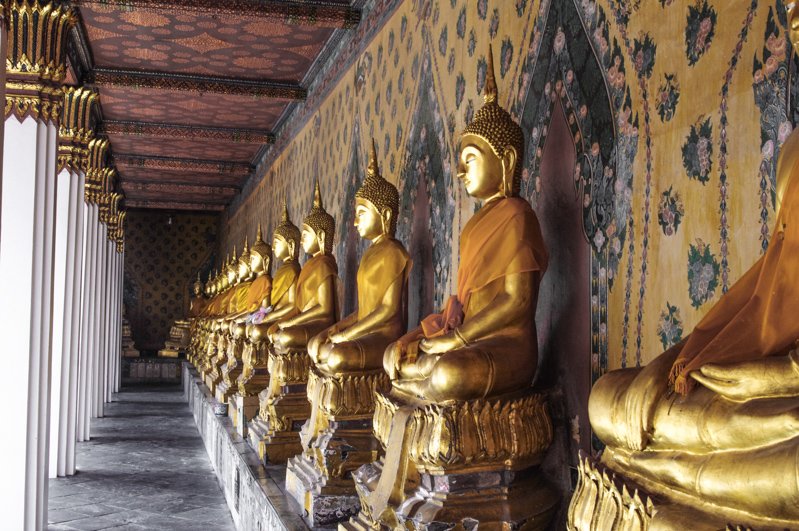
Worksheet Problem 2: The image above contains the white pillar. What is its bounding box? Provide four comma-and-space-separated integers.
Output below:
49, 167, 72, 479
65, 170, 86, 474
78, 203, 97, 442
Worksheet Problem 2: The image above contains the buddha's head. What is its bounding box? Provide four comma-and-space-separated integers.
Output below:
238, 238, 253, 282
458, 44, 524, 201
203, 272, 213, 297
788, 3, 799, 50
354, 138, 399, 241
273, 199, 301, 263
250, 223, 272, 276
220, 258, 231, 290
302, 181, 335, 255
193, 273, 203, 298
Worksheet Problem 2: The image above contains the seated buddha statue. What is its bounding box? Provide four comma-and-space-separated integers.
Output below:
383, 53, 547, 403
231, 225, 273, 398
206, 252, 240, 394
188, 272, 206, 318
286, 141, 410, 526
251, 183, 339, 463
347, 47, 555, 531
217, 240, 259, 403
580, 8, 799, 528
267, 182, 339, 352
308, 139, 410, 376
242, 206, 302, 397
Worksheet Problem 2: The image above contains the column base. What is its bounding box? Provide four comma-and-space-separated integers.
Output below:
229, 393, 260, 437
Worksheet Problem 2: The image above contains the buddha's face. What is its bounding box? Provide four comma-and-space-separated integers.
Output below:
273, 235, 292, 262
301, 224, 322, 255
237, 255, 251, 281
458, 134, 515, 201
227, 266, 237, 285
789, 3, 799, 49
250, 252, 265, 275
354, 198, 385, 241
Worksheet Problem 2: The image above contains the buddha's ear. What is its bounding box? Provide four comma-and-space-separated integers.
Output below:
501, 146, 518, 197
287, 239, 296, 258
318, 230, 326, 254
381, 207, 393, 234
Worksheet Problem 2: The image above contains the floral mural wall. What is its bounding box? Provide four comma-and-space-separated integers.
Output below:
219, 0, 797, 382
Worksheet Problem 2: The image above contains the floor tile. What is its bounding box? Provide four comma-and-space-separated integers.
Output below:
48, 386, 234, 530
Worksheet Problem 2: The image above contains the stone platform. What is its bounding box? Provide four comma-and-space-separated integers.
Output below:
182, 362, 311, 531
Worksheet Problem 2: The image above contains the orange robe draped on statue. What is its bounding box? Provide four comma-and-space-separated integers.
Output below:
296, 254, 338, 316
418, 197, 547, 340
241, 275, 271, 314
671, 157, 799, 394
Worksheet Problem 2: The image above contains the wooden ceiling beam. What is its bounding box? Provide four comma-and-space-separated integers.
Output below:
126, 199, 226, 212
122, 182, 239, 197
113, 154, 252, 176
101, 120, 274, 144
72, 0, 361, 29
87, 68, 307, 100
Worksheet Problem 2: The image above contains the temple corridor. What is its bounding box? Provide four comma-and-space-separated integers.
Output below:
47, 387, 234, 531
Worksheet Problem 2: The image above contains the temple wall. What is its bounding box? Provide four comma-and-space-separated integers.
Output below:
124, 211, 217, 352
219, 0, 795, 376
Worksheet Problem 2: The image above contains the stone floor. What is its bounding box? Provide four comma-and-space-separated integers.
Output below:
48, 386, 236, 531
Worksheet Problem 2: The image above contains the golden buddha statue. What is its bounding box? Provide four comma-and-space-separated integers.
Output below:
251, 183, 339, 464
216, 240, 257, 404
205, 251, 240, 395
345, 47, 555, 531
568, 9, 799, 529
189, 272, 206, 318
287, 140, 410, 527
247, 201, 303, 450
234, 225, 274, 400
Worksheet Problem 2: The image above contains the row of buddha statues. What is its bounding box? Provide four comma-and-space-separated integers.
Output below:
183, 42, 799, 531
185, 47, 556, 529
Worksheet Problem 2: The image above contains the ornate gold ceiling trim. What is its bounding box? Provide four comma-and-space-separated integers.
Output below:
87, 68, 307, 100
71, 0, 360, 29
125, 199, 225, 212
112, 154, 252, 176
100, 120, 274, 144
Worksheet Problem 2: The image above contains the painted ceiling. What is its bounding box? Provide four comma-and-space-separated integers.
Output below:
68, 0, 360, 211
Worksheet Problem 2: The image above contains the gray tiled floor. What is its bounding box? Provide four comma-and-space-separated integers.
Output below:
48, 386, 235, 531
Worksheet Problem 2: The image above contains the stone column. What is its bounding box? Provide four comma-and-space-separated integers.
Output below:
0, 2, 75, 528
78, 138, 110, 440
49, 87, 98, 478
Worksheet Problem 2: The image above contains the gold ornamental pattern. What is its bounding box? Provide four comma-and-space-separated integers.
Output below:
566, 455, 656, 531
306, 367, 389, 419
5, 0, 76, 123
58, 87, 99, 172
372, 390, 553, 474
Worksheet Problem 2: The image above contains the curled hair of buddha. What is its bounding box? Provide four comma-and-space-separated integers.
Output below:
461, 44, 525, 196
240, 236, 250, 263
250, 223, 273, 270
355, 138, 399, 237
274, 198, 301, 260
303, 180, 336, 254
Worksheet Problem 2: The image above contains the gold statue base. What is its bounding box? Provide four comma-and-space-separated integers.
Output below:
569, 453, 799, 531
245, 347, 312, 464
342, 388, 558, 530
566, 454, 791, 531
236, 342, 272, 398
229, 393, 260, 437
215, 342, 244, 404
285, 367, 389, 527
157, 348, 180, 359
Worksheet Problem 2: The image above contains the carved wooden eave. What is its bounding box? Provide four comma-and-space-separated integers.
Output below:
100, 121, 274, 144
70, 0, 361, 29
87, 68, 307, 100
112, 154, 252, 176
